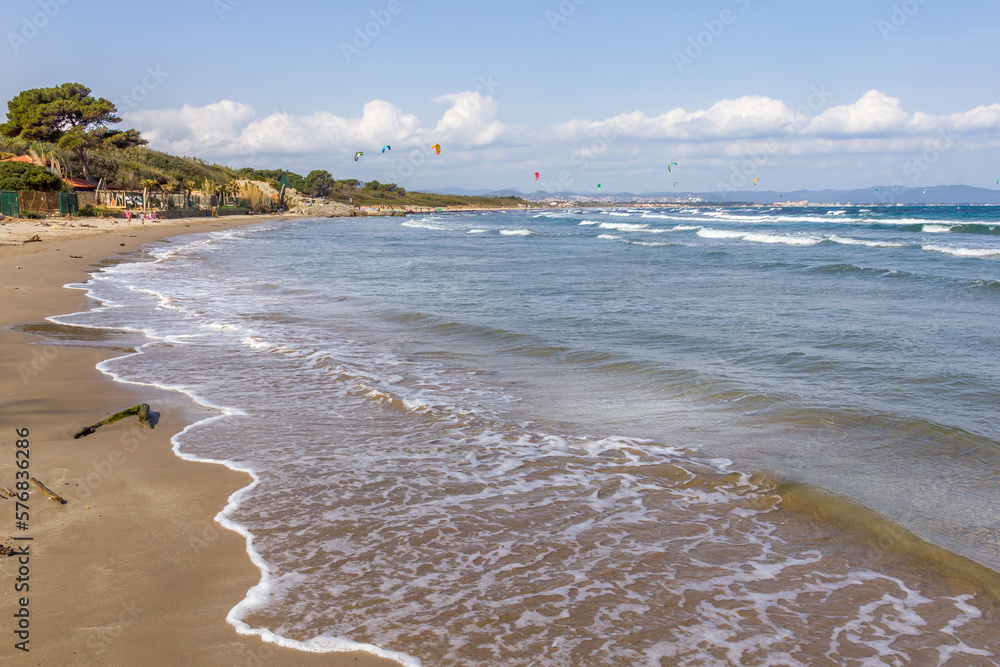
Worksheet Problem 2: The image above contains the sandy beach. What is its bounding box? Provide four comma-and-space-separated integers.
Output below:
0, 214, 400, 665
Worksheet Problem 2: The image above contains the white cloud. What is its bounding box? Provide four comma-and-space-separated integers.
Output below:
128, 100, 257, 155
124, 90, 1000, 189
237, 100, 423, 156
919, 104, 1000, 134
125, 92, 518, 163
553, 96, 796, 142
432, 92, 506, 146
803, 89, 910, 136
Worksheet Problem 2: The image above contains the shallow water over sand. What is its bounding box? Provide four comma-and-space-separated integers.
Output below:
57, 207, 1000, 665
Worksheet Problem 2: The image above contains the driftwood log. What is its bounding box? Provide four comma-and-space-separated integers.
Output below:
74, 403, 152, 439
30, 477, 66, 504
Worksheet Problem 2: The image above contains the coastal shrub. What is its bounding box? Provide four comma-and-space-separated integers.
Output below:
0, 161, 63, 191
79, 203, 121, 217
361, 180, 404, 197
235, 167, 305, 191
304, 169, 335, 197
0, 83, 145, 183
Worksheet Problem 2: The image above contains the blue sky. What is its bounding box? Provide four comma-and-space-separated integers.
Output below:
4, 0, 1000, 192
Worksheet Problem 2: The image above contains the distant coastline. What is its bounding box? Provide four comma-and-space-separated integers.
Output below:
446, 184, 1000, 207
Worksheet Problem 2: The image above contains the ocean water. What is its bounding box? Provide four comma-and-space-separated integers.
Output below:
56, 206, 1000, 665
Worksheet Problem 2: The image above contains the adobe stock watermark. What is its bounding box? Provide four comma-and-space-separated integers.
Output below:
385, 75, 501, 182
673, 0, 751, 74
8, 0, 71, 54
879, 128, 955, 202
17, 344, 59, 386
877, 0, 930, 41
542, 118, 625, 195
546, 0, 587, 31
213, 0, 242, 21
715, 85, 833, 193
340, 0, 404, 63
74, 601, 145, 666
116, 66, 168, 112
50, 425, 155, 503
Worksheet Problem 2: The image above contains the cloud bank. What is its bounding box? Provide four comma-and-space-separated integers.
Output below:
124, 89, 1000, 189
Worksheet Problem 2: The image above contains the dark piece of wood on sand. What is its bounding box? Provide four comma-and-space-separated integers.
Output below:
30, 477, 67, 504
74, 403, 153, 439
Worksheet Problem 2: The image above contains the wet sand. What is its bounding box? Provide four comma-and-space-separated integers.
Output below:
0, 215, 400, 665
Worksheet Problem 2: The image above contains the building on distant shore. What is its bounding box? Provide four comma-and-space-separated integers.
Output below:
62, 177, 96, 191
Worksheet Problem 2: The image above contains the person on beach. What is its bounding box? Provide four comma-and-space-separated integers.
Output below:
124, 209, 131, 223
140, 212, 145, 225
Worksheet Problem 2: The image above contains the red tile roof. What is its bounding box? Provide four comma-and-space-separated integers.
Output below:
63, 177, 96, 190
0, 155, 42, 165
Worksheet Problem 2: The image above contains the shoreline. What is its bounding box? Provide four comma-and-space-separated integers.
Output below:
3, 209, 998, 662
0, 215, 402, 664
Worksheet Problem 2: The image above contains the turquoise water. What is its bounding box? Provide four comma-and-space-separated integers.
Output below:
59, 206, 1000, 665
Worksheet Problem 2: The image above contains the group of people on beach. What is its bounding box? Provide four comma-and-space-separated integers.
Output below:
123, 210, 157, 224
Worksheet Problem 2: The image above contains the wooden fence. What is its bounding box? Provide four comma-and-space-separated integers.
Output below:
92, 191, 250, 210
18, 191, 61, 215
16, 192, 79, 216
1, 189, 261, 217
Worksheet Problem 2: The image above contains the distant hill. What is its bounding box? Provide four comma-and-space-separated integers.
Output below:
703, 185, 1000, 205
501, 185, 1000, 205
417, 186, 524, 197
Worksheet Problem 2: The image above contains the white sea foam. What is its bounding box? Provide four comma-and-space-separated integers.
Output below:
402, 217, 450, 231
499, 228, 534, 236
532, 212, 575, 219
827, 235, 908, 248
640, 212, 694, 221
923, 224, 954, 233
701, 210, 835, 225
923, 245, 1000, 258
598, 222, 650, 232
697, 228, 823, 246
625, 240, 674, 247
45, 214, 999, 667
206, 321, 243, 332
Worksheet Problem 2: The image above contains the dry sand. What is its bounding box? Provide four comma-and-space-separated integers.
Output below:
0, 215, 401, 665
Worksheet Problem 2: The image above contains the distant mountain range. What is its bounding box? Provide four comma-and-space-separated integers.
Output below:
421, 185, 1000, 205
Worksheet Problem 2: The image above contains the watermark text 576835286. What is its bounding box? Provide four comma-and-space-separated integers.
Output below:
11, 427, 34, 653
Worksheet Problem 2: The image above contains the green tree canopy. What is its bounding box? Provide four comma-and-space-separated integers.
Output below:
0, 161, 63, 191
363, 180, 400, 194
304, 169, 335, 197
283, 171, 306, 192
0, 83, 146, 184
